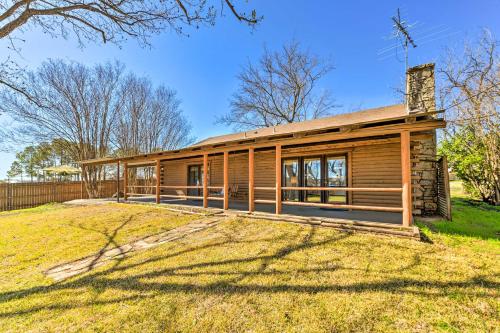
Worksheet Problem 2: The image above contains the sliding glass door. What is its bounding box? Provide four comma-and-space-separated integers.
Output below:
304, 157, 322, 202
283, 159, 299, 201
282, 154, 348, 205
326, 156, 347, 204
187, 165, 203, 196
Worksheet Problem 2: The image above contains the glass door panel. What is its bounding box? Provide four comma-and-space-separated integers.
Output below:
304, 158, 322, 202
283, 159, 299, 201
187, 165, 203, 196
326, 156, 347, 203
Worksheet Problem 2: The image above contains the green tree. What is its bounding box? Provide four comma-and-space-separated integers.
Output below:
7, 160, 23, 180
439, 127, 496, 202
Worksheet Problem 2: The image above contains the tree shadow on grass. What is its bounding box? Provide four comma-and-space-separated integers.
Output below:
0, 226, 498, 319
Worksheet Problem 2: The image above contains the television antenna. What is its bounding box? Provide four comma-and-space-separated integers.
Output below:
391, 8, 417, 70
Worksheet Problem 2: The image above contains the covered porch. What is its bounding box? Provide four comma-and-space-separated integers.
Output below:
114, 195, 403, 225
82, 131, 437, 227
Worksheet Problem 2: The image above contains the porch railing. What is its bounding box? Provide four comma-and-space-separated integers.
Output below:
251, 186, 404, 213
124, 185, 224, 201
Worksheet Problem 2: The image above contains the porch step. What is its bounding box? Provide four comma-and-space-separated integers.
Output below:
238, 212, 421, 240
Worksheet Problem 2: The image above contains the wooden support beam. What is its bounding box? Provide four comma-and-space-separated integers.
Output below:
116, 162, 120, 203
401, 130, 412, 226
80, 164, 85, 199
347, 151, 352, 208
155, 160, 160, 204
275, 144, 282, 214
123, 162, 128, 201
223, 151, 229, 210
81, 119, 445, 166
203, 154, 208, 208
248, 148, 255, 212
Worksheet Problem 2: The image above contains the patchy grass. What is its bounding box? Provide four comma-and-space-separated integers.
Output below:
0, 203, 196, 287
0, 201, 499, 332
417, 180, 500, 246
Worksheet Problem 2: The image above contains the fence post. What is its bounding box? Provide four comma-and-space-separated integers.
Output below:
7, 182, 12, 211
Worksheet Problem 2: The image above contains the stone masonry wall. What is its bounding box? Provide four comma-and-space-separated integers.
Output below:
411, 130, 438, 216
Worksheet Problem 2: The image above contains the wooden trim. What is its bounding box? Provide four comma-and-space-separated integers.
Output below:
116, 162, 120, 203
282, 137, 399, 156
125, 193, 154, 197
203, 154, 208, 208
159, 185, 203, 189
281, 187, 402, 192
283, 148, 352, 158
223, 151, 229, 210
254, 186, 276, 191
401, 131, 412, 226
347, 151, 352, 208
255, 199, 276, 204
442, 156, 452, 220
81, 120, 445, 166
80, 165, 85, 199
275, 144, 282, 214
126, 185, 155, 188
207, 196, 224, 201
282, 200, 403, 213
155, 159, 160, 204
248, 148, 255, 212
159, 194, 203, 200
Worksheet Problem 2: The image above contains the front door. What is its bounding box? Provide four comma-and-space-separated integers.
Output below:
187, 165, 203, 196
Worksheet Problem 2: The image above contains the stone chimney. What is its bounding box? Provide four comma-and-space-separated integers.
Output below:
406, 63, 436, 114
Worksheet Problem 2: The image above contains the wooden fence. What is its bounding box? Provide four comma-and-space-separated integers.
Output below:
0, 180, 120, 212
436, 156, 452, 220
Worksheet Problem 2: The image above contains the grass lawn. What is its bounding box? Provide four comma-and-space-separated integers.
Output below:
0, 199, 499, 332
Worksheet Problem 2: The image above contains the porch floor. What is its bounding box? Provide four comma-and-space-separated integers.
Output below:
121, 196, 403, 225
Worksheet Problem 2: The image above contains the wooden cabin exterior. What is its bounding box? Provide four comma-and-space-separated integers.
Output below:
81, 64, 448, 226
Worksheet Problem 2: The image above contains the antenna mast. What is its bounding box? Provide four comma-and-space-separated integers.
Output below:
391, 8, 417, 70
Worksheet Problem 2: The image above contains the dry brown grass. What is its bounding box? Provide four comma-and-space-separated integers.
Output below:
0, 202, 498, 332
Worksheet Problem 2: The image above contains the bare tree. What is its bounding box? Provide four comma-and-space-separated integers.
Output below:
0, 59, 193, 195
218, 41, 335, 130
439, 30, 499, 204
0, 59, 123, 196
0, 0, 261, 44
114, 75, 191, 155
0, 0, 261, 111
113, 74, 193, 191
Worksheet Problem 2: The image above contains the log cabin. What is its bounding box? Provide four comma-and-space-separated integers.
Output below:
81, 63, 449, 227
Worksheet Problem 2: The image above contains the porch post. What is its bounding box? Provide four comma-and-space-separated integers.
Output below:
401, 130, 412, 226
248, 148, 255, 212
123, 162, 128, 201
116, 161, 120, 203
155, 159, 160, 204
203, 154, 208, 208
275, 144, 282, 214
80, 164, 85, 199
223, 151, 229, 210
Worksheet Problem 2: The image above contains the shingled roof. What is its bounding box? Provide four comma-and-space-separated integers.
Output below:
191, 104, 407, 148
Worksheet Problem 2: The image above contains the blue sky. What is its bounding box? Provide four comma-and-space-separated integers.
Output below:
0, 0, 499, 179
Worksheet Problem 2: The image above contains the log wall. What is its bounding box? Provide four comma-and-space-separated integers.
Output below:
159, 135, 439, 215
